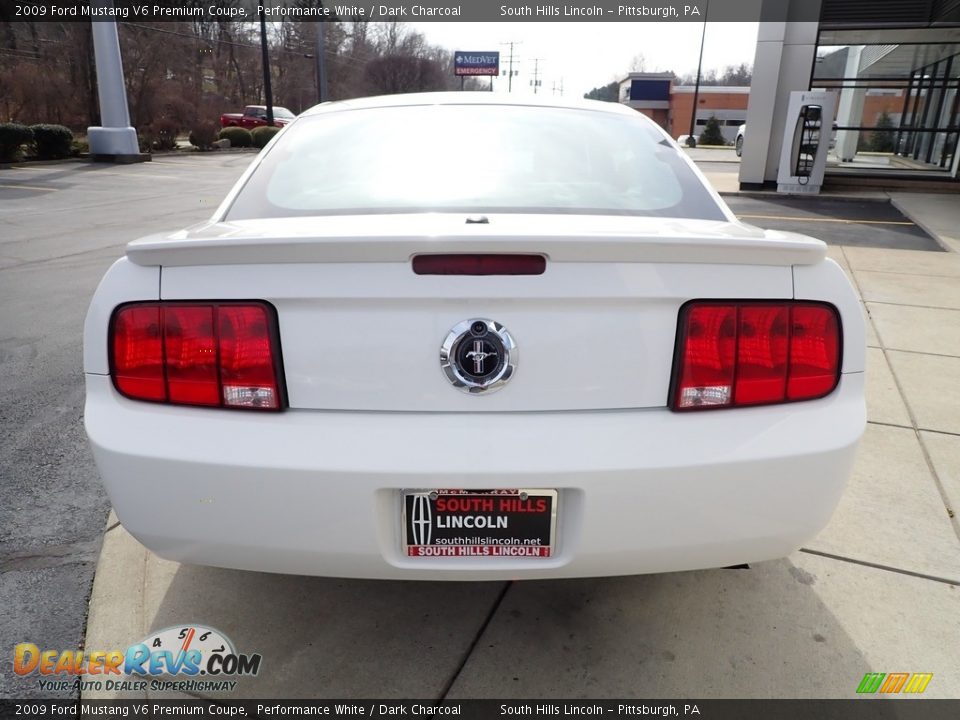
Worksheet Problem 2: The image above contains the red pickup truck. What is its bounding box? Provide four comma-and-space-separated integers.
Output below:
220, 105, 295, 130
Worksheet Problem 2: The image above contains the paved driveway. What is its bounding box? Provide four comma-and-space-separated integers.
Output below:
725, 196, 942, 251
0, 154, 254, 699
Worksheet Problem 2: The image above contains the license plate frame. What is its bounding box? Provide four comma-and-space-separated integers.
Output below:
402, 489, 557, 559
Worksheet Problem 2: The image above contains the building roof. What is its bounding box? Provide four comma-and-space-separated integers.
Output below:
671, 86, 751, 94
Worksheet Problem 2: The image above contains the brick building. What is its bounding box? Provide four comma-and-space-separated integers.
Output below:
618, 73, 750, 143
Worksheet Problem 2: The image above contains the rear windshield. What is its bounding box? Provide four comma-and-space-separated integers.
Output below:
226, 104, 726, 221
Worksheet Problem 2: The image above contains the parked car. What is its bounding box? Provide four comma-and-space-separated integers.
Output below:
220, 105, 294, 130
85, 93, 865, 580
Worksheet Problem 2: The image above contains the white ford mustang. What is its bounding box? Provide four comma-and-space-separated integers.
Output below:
84, 93, 865, 580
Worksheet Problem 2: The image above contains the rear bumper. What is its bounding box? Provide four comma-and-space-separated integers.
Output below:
85, 373, 865, 580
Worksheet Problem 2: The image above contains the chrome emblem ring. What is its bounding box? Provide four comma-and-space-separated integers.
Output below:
440, 319, 517, 394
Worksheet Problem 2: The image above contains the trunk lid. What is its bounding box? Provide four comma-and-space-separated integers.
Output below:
140, 214, 818, 412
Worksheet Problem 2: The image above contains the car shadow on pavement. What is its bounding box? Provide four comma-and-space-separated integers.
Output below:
147, 554, 875, 699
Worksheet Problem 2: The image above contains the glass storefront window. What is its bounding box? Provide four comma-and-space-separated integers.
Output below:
812, 30, 960, 178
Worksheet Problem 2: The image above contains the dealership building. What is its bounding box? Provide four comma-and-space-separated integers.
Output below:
743, 0, 959, 188
620, 0, 960, 189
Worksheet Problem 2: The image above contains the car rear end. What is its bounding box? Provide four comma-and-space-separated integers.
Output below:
84, 96, 865, 580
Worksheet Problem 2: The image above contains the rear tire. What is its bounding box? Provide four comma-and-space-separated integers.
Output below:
735, 136, 743, 157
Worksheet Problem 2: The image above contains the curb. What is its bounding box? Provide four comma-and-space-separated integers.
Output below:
82, 513, 149, 700
1, 158, 87, 169
719, 189, 891, 203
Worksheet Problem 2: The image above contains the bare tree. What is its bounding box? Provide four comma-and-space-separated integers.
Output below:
1, 19, 467, 133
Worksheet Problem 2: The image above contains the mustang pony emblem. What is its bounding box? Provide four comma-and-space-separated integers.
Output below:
440, 319, 517, 395
466, 341, 499, 374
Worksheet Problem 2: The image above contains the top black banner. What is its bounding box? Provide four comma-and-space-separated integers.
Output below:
4, 0, 822, 23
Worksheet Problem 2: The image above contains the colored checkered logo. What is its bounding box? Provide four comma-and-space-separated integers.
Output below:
857, 672, 933, 694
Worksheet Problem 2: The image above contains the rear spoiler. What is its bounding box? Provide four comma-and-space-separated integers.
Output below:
126, 215, 826, 268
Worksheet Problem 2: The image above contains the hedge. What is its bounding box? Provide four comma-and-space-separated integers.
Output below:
219, 126, 253, 148
251, 125, 281, 149
0, 123, 34, 163
189, 123, 219, 151
30, 124, 73, 159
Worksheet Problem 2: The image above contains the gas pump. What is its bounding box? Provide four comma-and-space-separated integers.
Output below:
777, 91, 837, 194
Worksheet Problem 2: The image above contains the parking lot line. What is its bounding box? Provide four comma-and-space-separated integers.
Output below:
736, 213, 915, 226
75, 171, 179, 181
0, 183, 58, 192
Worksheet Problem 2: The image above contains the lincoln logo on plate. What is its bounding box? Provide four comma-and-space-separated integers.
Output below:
410, 494, 432, 545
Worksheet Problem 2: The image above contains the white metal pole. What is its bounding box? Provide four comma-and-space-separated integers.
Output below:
87, 0, 140, 157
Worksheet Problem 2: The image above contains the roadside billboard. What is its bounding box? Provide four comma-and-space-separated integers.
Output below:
454, 52, 500, 76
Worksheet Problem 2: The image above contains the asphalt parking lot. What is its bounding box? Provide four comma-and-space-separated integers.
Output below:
2, 155, 959, 700
725, 196, 942, 251
0, 155, 254, 699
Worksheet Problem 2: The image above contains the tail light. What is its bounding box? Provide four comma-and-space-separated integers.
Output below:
671, 301, 841, 411
110, 302, 284, 411
413, 254, 546, 276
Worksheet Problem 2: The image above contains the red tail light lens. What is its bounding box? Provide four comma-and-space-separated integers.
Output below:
112, 305, 165, 402
787, 305, 841, 400
110, 302, 283, 411
672, 301, 841, 411
164, 306, 219, 406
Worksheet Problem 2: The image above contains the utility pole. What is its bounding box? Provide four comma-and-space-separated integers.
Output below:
259, 8, 274, 126
315, 21, 328, 103
687, 0, 710, 147
531, 58, 543, 94
501, 41, 521, 93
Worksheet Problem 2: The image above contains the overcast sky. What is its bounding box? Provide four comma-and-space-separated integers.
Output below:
409, 22, 760, 97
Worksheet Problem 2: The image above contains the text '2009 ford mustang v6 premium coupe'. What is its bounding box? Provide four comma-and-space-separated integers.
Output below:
84, 93, 865, 580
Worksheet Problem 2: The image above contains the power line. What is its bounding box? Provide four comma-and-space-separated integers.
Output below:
530, 58, 543, 94
500, 41, 521, 93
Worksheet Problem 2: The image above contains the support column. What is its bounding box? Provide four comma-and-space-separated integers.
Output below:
739, 0, 821, 188
86, 0, 141, 161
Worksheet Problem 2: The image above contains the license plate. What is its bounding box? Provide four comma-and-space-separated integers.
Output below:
403, 489, 557, 558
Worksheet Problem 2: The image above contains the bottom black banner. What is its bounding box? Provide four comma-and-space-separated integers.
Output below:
2, 700, 959, 720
